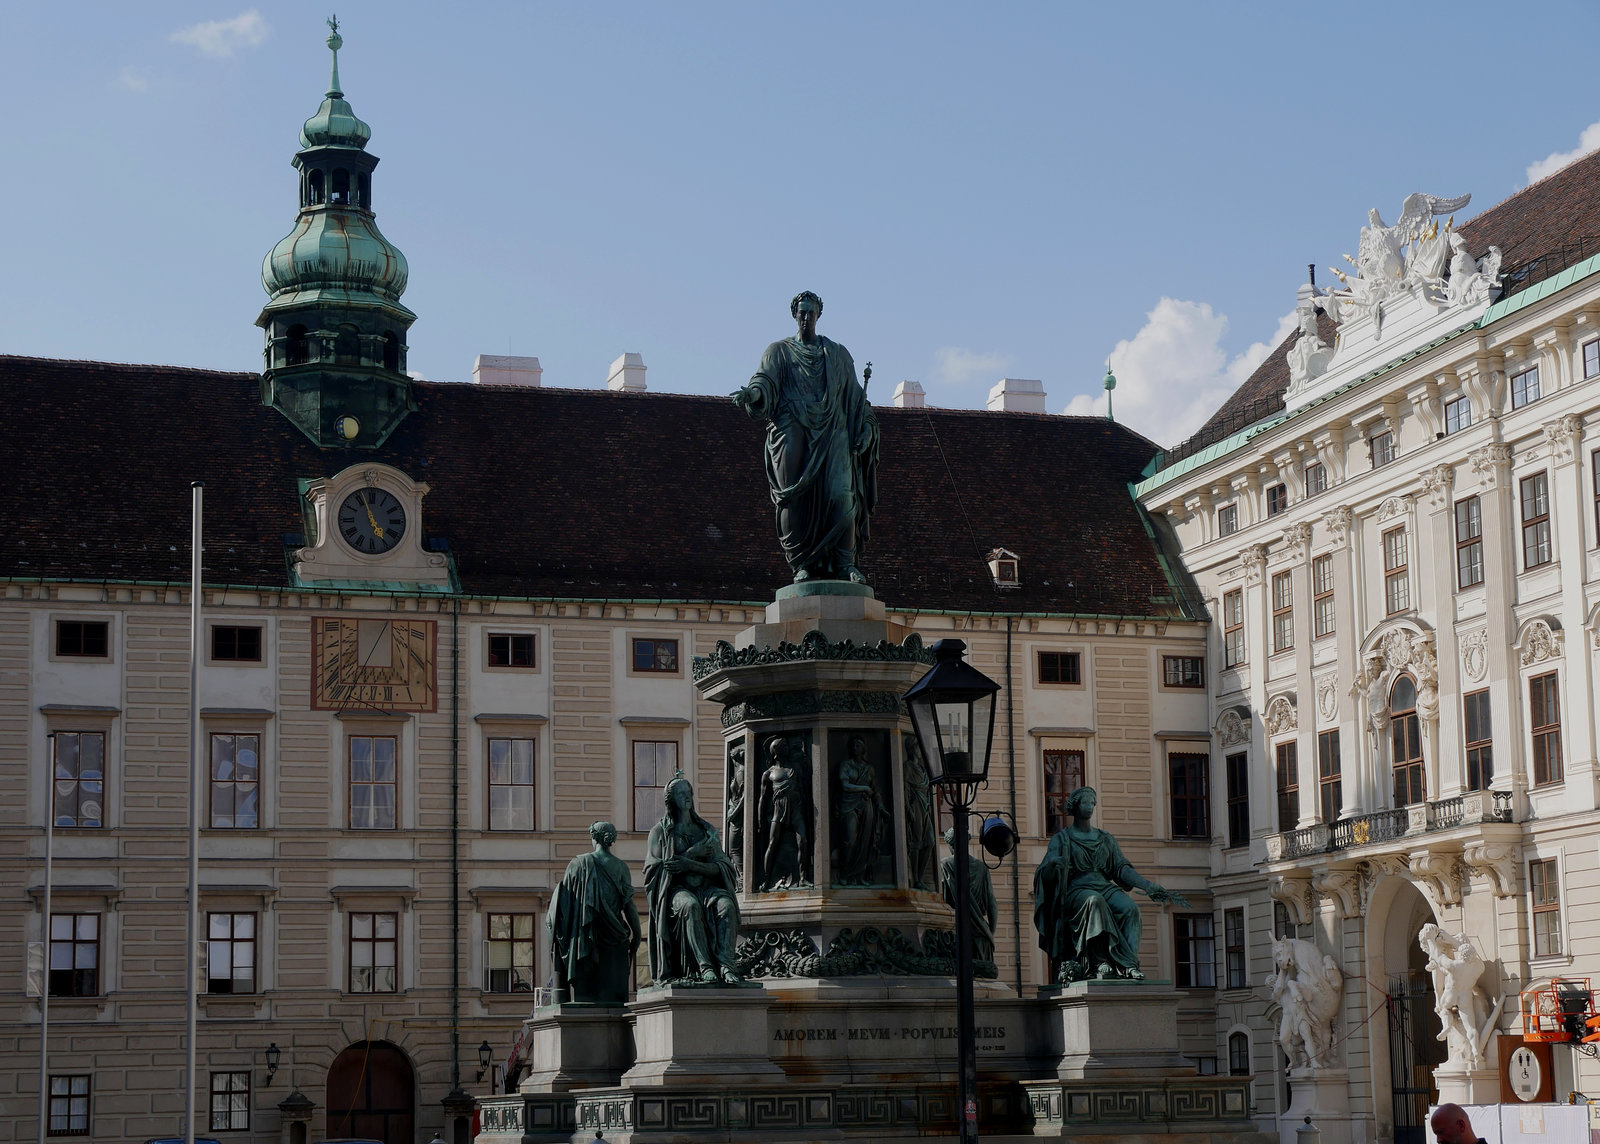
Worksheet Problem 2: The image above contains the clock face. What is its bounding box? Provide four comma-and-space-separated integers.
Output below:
337, 488, 406, 555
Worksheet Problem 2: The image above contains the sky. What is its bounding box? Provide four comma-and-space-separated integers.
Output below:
3, 2, 1600, 449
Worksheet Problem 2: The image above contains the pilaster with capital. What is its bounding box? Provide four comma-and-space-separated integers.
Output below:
1547, 411, 1598, 802
1470, 437, 1524, 806
1423, 463, 1463, 798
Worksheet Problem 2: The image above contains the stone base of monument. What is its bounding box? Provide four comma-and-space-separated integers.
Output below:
1278, 1068, 1351, 1144
621, 984, 787, 1087
517, 1004, 633, 1093
1039, 980, 1194, 1079
1432, 1065, 1498, 1106
736, 580, 910, 649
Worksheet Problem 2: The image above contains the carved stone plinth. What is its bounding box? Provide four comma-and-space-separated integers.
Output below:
739, 580, 909, 649
1040, 980, 1192, 1079
1279, 1067, 1351, 1144
516, 1003, 632, 1093
1433, 1066, 1499, 1105
621, 985, 786, 1087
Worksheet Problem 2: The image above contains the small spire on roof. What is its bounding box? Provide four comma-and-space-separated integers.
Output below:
325, 15, 343, 98
1102, 359, 1117, 422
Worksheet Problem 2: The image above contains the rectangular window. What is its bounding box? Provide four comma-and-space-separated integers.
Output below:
1463, 690, 1493, 791
48, 914, 99, 997
632, 740, 679, 831
1275, 741, 1299, 833
1169, 753, 1209, 840
1273, 901, 1292, 940
1163, 655, 1204, 688
1223, 590, 1245, 669
349, 912, 398, 993
348, 736, 397, 829
1530, 672, 1563, 786
47, 1075, 90, 1137
485, 912, 536, 993
1444, 396, 1471, 435
632, 638, 679, 673
1311, 554, 1334, 638
1225, 753, 1249, 849
487, 632, 536, 668
1228, 1032, 1251, 1076
1218, 504, 1238, 537
1266, 484, 1288, 517
1304, 462, 1327, 497
210, 733, 260, 829
54, 620, 108, 659
1317, 730, 1342, 823
1521, 472, 1551, 569
1585, 340, 1599, 380
1531, 858, 1562, 957
1383, 526, 1410, 615
1224, 907, 1246, 989
1037, 651, 1081, 685
1455, 497, 1484, 589
209, 1071, 250, 1132
1593, 451, 1600, 542
1042, 749, 1085, 836
1271, 571, 1294, 654
1174, 915, 1215, 988
206, 912, 256, 994
51, 731, 105, 829
1511, 365, 1541, 409
210, 625, 262, 662
488, 737, 536, 830
1371, 431, 1395, 468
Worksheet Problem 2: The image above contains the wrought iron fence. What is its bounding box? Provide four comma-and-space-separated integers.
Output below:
1498, 236, 1600, 298
1329, 808, 1410, 850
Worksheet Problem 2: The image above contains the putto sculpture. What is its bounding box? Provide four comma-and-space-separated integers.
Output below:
733, 291, 880, 584
1032, 786, 1187, 982
548, 821, 642, 1005
1265, 936, 1344, 1071
643, 775, 745, 985
1419, 923, 1502, 1069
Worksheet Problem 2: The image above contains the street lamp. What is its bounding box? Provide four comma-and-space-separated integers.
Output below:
903, 638, 1001, 1144
476, 1040, 493, 1084
264, 1042, 280, 1086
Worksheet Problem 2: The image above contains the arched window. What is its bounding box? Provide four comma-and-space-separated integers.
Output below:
331, 169, 350, 205
335, 325, 361, 365
381, 332, 400, 372
1228, 1031, 1250, 1076
285, 325, 310, 366
1390, 674, 1424, 807
307, 169, 325, 205
357, 172, 371, 209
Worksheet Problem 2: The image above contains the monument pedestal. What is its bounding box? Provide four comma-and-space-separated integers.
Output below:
621, 985, 786, 1087
1041, 980, 1193, 1079
1433, 1065, 1499, 1105
1279, 1068, 1351, 1144
517, 1004, 632, 1093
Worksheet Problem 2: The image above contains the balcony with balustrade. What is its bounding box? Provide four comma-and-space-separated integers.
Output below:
1265, 789, 1515, 862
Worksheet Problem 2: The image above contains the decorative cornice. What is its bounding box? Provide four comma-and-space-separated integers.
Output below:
1462, 841, 1518, 898
1517, 618, 1563, 666
1419, 463, 1456, 510
693, 631, 933, 682
1268, 873, 1314, 926
1310, 868, 1360, 918
1408, 849, 1463, 908
1264, 694, 1298, 738
1375, 494, 1413, 522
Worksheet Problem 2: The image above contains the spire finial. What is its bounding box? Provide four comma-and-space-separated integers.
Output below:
1102, 358, 1117, 422
325, 15, 343, 98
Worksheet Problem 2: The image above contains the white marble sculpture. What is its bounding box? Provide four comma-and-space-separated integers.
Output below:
1286, 291, 1334, 395
1418, 924, 1502, 1070
1328, 192, 1482, 331
1266, 937, 1344, 1071
1445, 233, 1504, 308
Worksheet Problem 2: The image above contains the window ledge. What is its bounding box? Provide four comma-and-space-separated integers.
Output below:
619, 716, 691, 726
475, 713, 548, 724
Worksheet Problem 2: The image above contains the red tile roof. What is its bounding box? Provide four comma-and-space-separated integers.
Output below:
0, 355, 1196, 618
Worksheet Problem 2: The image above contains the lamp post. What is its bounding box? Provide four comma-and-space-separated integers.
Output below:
903, 638, 1001, 1144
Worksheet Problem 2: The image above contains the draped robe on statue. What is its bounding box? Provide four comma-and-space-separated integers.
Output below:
1032, 826, 1147, 977
549, 847, 638, 1004
643, 811, 742, 983
743, 335, 879, 580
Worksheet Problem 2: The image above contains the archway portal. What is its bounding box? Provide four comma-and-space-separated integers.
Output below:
326, 1040, 415, 1144
1381, 882, 1447, 1144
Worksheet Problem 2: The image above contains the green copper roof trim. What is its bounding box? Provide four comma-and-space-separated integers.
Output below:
1479, 250, 1600, 326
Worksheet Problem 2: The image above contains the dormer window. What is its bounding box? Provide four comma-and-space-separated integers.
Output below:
986, 548, 1020, 589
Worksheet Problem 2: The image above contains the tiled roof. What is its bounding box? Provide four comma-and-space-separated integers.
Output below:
1192, 147, 1600, 442
0, 355, 1192, 618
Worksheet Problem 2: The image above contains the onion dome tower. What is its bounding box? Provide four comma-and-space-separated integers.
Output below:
257, 18, 416, 449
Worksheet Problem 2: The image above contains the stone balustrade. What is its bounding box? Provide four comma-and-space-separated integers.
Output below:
1265, 790, 1515, 861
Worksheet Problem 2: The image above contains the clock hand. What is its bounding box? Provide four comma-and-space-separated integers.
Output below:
362, 492, 385, 539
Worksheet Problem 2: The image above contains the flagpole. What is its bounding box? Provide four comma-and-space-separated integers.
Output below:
184, 482, 203, 1144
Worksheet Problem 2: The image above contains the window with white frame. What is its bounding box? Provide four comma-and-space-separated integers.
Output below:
1266, 484, 1288, 517
1531, 858, 1562, 957
349, 736, 398, 830
1444, 396, 1471, 434
1585, 339, 1600, 380
1383, 526, 1409, 614
1511, 365, 1541, 409
487, 737, 536, 830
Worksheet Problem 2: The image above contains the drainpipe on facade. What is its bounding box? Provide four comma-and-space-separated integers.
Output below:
441, 596, 472, 1142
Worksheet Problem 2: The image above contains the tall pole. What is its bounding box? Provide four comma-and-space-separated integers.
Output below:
37, 734, 56, 1144
183, 482, 204, 1144
951, 791, 979, 1144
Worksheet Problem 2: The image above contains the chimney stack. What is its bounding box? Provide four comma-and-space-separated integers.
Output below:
987, 378, 1046, 413
892, 380, 925, 408
607, 353, 647, 392
473, 355, 543, 387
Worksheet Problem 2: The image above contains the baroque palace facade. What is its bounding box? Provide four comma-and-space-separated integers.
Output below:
1135, 156, 1600, 1141
0, 32, 1216, 1144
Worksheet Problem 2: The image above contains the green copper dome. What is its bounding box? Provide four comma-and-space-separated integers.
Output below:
260, 210, 411, 312
298, 24, 370, 149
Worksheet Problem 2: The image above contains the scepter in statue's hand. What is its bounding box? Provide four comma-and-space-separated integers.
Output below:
862, 362, 871, 393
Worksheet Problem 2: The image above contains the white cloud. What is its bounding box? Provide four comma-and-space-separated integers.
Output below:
1062, 298, 1295, 448
1526, 120, 1600, 184
170, 10, 268, 58
115, 66, 149, 93
929, 346, 1011, 390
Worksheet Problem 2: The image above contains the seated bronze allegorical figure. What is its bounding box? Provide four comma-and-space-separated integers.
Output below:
1032, 786, 1189, 983
643, 774, 746, 986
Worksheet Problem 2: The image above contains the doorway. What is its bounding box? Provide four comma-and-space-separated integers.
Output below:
326, 1041, 415, 1144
